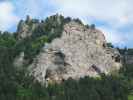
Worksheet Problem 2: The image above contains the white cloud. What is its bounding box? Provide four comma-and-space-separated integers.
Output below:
0, 0, 55, 32
0, 1, 18, 31
98, 26, 127, 47
98, 25, 133, 48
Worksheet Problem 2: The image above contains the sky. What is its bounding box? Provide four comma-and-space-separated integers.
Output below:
0, 0, 133, 48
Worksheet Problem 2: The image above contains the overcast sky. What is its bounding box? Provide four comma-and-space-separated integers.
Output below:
0, 0, 133, 48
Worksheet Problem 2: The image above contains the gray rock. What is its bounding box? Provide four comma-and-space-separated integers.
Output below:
16, 18, 39, 39
14, 52, 25, 69
29, 21, 122, 84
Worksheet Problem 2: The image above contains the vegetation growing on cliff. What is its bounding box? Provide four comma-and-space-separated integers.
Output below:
0, 15, 132, 100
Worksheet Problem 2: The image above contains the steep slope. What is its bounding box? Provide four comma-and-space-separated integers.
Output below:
29, 21, 122, 83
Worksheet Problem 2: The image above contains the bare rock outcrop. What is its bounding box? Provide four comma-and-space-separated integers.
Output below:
29, 21, 122, 84
14, 52, 25, 69
17, 16, 39, 39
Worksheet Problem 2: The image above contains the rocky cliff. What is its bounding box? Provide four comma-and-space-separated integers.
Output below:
17, 15, 40, 39
28, 21, 122, 84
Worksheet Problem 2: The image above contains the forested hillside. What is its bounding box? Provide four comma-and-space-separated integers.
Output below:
0, 15, 132, 100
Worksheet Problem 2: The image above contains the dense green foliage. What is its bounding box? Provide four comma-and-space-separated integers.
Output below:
107, 43, 114, 48
18, 36, 48, 64
0, 15, 133, 100
118, 48, 133, 55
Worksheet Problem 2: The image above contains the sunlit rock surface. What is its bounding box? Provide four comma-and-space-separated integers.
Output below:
29, 21, 122, 83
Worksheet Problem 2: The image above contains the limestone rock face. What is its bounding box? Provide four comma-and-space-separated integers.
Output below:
17, 16, 39, 39
29, 21, 122, 83
14, 52, 25, 69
